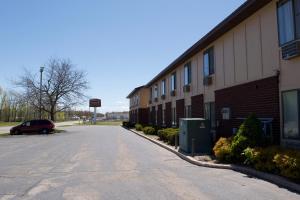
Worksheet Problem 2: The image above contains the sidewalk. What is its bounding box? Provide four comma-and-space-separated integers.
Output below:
127, 128, 300, 194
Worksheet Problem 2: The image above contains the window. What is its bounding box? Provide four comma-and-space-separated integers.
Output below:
171, 72, 177, 91
278, 0, 295, 45
154, 84, 158, 98
172, 107, 177, 126
161, 79, 166, 95
185, 105, 192, 118
204, 102, 216, 129
283, 90, 300, 139
203, 47, 214, 77
184, 62, 192, 85
277, 0, 300, 45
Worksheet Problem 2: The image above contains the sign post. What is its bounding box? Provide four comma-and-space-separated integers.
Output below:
89, 98, 101, 124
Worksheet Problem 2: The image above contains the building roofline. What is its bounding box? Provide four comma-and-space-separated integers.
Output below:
145, 0, 272, 87
126, 85, 145, 98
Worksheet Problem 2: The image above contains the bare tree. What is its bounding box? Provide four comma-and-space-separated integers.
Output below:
16, 58, 89, 121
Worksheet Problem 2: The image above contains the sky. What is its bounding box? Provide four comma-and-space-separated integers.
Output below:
0, 0, 245, 113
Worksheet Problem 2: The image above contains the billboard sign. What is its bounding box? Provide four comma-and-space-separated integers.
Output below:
89, 99, 101, 107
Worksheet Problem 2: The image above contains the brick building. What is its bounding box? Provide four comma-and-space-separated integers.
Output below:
128, 0, 300, 148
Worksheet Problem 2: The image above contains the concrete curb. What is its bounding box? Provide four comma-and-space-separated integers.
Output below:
126, 127, 300, 194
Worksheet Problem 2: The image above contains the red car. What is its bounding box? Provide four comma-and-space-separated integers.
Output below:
10, 119, 55, 135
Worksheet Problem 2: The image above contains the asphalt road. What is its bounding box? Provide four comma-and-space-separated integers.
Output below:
0, 126, 299, 200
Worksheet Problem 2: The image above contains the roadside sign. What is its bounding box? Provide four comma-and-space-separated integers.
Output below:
89, 99, 101, 107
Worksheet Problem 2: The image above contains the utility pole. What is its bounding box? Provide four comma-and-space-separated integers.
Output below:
39, 66, 44, 119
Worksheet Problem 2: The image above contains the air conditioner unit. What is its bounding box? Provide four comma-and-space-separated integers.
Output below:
154, 97, 158, 102
148, 100, 152, 104
203, 76, 213, 86
183, 85, 191, 93
161, 95, 166, 100
170, 90, 176, 97
282, 40, 300, 60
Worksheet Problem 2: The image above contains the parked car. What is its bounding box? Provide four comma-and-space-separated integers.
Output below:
10, 119, 55, 135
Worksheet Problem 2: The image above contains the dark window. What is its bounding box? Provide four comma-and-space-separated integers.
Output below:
184, 62, 192, 85
203, 47, 214, 77
282, 90, 300, 140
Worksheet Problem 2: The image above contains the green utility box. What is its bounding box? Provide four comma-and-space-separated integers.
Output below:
179, 118, 212, 154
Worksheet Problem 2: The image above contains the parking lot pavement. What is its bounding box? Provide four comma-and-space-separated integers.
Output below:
0, 126, 299, 200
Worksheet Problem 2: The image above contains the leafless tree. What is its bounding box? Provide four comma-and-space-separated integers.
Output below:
16, 58, 89, 121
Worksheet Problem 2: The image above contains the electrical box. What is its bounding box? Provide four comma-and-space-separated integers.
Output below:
179, 118, 212, 154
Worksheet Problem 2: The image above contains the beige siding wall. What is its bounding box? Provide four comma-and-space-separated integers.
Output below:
148, 0, 300, 110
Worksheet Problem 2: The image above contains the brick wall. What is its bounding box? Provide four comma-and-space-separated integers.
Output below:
215, 76, 280, 144
191, 94, 204, 118
176, 99, 185, 127
138, 108, 148, 125
165, 102, 172, 127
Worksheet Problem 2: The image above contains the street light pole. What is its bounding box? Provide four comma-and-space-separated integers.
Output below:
39, 66, 44, 119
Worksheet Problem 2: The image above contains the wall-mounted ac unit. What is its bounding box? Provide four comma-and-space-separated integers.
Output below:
203, 76, 213, 86
148, 100, 152, 104
282, 40, 300, 60
183, 85, 191, 93
154, 97, 158, 102
170, 90, 176, 97
161, 95, 166, 100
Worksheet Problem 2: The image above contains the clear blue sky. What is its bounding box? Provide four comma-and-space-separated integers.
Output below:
0, 0, 245, 113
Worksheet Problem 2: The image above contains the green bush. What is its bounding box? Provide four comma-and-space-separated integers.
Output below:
158, 128, 179, 146
273, 150, 300, 180
143, 126, 156, 135
243, 146, 279, 173
122, 121, 135, 128
230, 135, 250, 162
135, 124, 143, 131
236, 113, 263, 147
213, 137, 232, 162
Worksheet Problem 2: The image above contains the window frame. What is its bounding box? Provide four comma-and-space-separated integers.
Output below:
161, 79, 166, 96
203, 47, 214, 77
277, 0, 298, 46
154, 84, 158, 98
184, 62, 192, 86
171, 72, 177, 91
282, 89, 300, 140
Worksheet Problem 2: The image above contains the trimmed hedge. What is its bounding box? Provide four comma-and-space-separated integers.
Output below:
135, 124, 143, 131
122, 121, 135, 128
158, 128, 179, 146
143, 126, 156, 135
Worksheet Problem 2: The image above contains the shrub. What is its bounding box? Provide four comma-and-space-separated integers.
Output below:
243, 146, 279, 173
158, 128, 179, 145
236, 113, 263, 147
135, 124, 143, 131
143, 126, 156, 135
213, 137, 232, 162
230, 135, 250, 162
273, 150, 300, 180
122, 121, 135, 128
